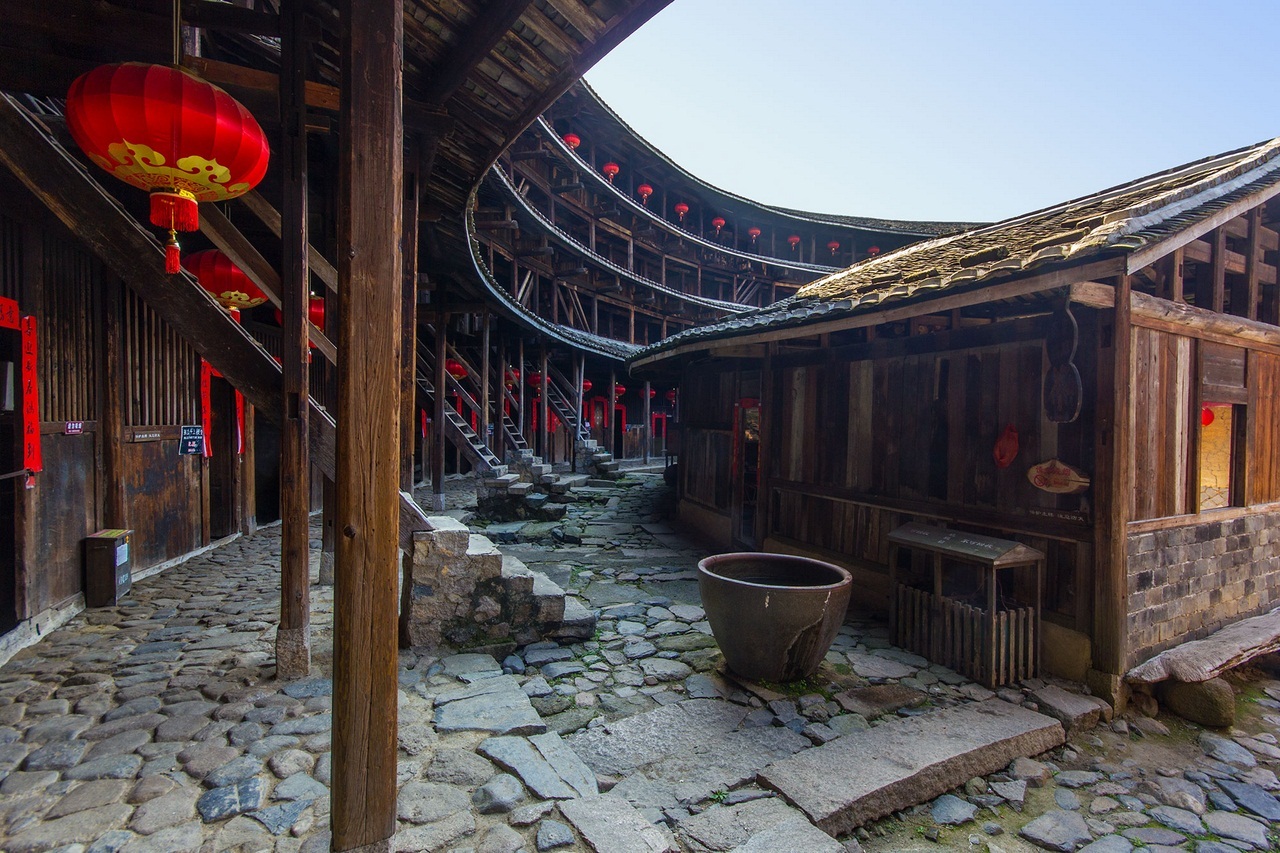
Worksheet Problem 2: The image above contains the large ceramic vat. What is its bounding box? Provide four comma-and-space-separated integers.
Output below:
697, 552, 852, 683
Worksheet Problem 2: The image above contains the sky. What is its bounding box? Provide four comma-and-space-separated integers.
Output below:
584, 0, 1280, 224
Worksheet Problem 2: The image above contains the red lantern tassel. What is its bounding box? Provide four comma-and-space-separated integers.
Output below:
150, 191, 200, 232
165, 230, 181, 274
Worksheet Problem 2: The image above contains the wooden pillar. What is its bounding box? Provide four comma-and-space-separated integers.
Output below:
608, 369, 617, 456
431, 315, 447, 511
574, 355, 585, 472
1243, 208, 1262, 319
642, 379, 650, 464
539, 345, 549, 460
318, 476, 335, 586
400, 142, 421, 492
101, 275, 127, 529
1090, 274, 1132, 710
518, 338, 526, 437
277, 0, 311, 681
333, 0, 402, 847
1211, 227, 1227, 313
480, 310, 491, 455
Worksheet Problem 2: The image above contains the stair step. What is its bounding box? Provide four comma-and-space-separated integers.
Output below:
596, 460, 620, 473
549, 474, 589, 494
757, 699, 1064, 835
591, 452, 612, 462
506, 481, 533, 496
482, 472, 519, 487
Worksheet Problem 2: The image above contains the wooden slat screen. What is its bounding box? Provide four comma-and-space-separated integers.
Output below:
0, 214, 19, 301
122, 288, 200, 427
1249, 351, 1280, 504
1128, 327, 1194, 520
40, 235, 98, 423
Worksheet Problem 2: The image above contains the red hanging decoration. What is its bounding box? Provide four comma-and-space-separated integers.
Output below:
665, 389, 677, 403
445, 359, 468, 380
787, 235, 801, 251
581, 379, 593, 394
867, 245, 881, 257
747, 227, 761, 245
527, 371, 543, 388
562, 132, 581, 150
613, 384, 627, 397
65, 63, 270, 274
711, 216, 726, 236
183, 249, 268, 310
649, 388, 657, 399
504, 369, 520, 390
601, 162, 620, 183
637, 184, 653, 206
1201, 406, 1216, 427
827, 240, 841, 255
272, 296, 326, 348
674, 202, 689, 222
993, 424, 1020, 469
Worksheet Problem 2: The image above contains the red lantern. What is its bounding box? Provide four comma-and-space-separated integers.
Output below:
504, 369, 520, 390
602, 162, 620, 183
867, 245, 881, 257
445, 359, 468, 380
788, 235, 801, 251
649, 388, 657, 399
183, 249, 268, 311
581, 379, 593, 394
993, 424, 1019, 469
827, 240, 841, 255
665, 389, 677, 403
272, 296, 327, 348
562, 132, 581, 150
747, 227, 761, 245
613, 384, 626, 397
711, 216, 726, 236
637, 184, 653, 205
527, 371, 543, 388
674, 202, 689, 222
1201, 406, 1216, 427
65, 63, 270, 274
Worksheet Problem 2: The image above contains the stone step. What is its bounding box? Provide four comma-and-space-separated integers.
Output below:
539, 472, 558, 485
530, 463, 552, 477
482, 472, 520, 487
757, 698, 1064, 836
596, 460, 620, 473
591, 452, 612, 463
677, 797, 842, 853
549, 474, 589, 494
559, 794, 678, 853
552, 596, 595, 641
506, 481, 533, 496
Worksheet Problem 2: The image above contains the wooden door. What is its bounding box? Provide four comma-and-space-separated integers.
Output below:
732, 397, 761, 548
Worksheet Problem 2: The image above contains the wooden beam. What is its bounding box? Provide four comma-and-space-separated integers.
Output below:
418, 0, 534, 107
276, 0, 311, 681
1244, 207, 1262, 319
182, 56, 341, 112
1126, 181, 1280, 273
332, 0, 402, 847
1211, 227, 1227, 313
182, 0, 280, 35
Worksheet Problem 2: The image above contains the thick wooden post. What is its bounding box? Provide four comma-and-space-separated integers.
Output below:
608, 369, 617, 456
400, 143, 419, 493
277, 0, 311, 681
642, 379, 651, 464
333, 0, 402, 847
1090, 275, 1132, 710
430, 316, 447, 511
574, 354, 584, 472
480, 310, 491, 454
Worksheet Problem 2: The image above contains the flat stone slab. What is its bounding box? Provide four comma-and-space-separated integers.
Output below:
434, 684, 546, 736
757, 699, 1064, 835
559, 794, 678, 853
678, 797, 839, 853
478, 732, 596, 800
567, 699, 748, 777
844, 651, 915, 679
834, 684, 927, 719
1032, 685, 1106, 735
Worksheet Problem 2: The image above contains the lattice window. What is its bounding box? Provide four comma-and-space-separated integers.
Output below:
122, 289, 200, 427
40, 236, 99, 423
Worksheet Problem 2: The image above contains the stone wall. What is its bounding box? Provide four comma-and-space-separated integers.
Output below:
1127, 511, 1280, 665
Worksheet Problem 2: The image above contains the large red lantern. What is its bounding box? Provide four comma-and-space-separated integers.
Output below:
183, 249, 268, 310
527, 371, 544, 388
504, 369, 520, 390
613, 384, 626, 397
827, 240, 841, 255
581, 379, 593, 394
65, 63, 270, 274
867, 245, 882, 257
747, 227, 761, 245
562, 132, 581, 150
665, 389, 677, 403
788, 235, 801, 251
602, 162, 620, 183
637, 184, 653, 206
711, 216, 726, 236
674, 203, 689, 222
445, 359, 468, 380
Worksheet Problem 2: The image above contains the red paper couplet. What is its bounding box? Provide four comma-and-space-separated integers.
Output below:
21, 316, 41, 475
0, 297, 19, 329
200, 362, 214, 457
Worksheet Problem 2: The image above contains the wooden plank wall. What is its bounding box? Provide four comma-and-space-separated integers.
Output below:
1128, 327, 1193, 520
1249, 351, 1280, 504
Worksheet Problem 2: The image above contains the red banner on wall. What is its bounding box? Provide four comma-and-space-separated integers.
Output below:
0, 296, 19, 329
21, 316, 40, 477
200, 361, 213, 457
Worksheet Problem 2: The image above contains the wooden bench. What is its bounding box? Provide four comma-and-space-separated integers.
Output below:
1126, 606, 1280, 685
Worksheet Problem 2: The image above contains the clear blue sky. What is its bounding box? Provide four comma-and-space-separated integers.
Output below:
585, 0, 1280, 224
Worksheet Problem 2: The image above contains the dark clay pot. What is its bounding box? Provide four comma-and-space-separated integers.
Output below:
697, 552, 852, 683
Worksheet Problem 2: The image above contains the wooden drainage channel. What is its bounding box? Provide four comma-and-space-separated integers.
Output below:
887, 522, 1044, 688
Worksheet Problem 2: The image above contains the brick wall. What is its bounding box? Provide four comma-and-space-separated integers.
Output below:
1126, 512, 1280, 666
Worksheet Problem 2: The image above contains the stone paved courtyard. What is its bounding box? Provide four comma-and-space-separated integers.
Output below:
0, 472, 1278, 852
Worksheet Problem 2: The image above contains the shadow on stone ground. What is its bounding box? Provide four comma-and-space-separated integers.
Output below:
0, 473, 1279, 852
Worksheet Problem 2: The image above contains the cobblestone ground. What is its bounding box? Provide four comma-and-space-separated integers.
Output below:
0, 473, 1279, 852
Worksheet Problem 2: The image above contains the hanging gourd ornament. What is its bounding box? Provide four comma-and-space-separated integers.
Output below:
601, 162, 620, 183
65, 63, 270, 274
993, 424, 1020, 469
182, 249, 268, 310
637, 184, 653, 206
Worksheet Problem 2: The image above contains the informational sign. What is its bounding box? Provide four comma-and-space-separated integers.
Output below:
132, 431, 162, 442
64, 421, 84, 435
179, 425, 205, 455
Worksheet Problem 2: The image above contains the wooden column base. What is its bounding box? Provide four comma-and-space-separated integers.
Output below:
276, 627, 312, 680
318, 552, 335, 586
425, 493, 446, 512
338, 839, 391, 853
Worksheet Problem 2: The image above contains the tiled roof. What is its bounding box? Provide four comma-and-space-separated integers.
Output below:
631, 137, 1280, 365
